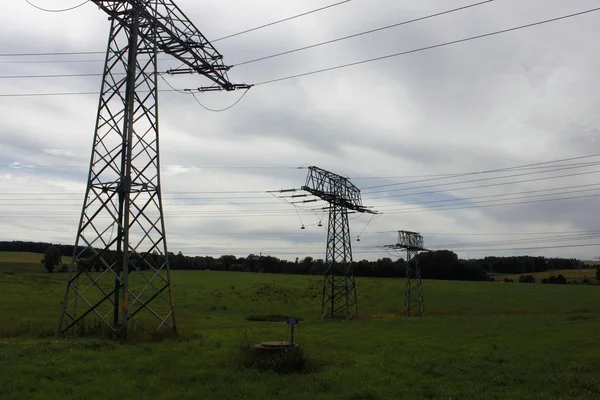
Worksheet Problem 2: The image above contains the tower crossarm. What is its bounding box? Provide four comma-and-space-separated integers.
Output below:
301, 166, 375, 213
91, 0, 251, 91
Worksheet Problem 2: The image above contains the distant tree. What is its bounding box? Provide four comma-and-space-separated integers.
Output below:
555, 274, 567, 284
542, 275, 567, 284
596, 266, 600, 281
41, 246, 62, 273
76, 257, 92, 272
519, 274, 535, 284
298, 256, 313, 275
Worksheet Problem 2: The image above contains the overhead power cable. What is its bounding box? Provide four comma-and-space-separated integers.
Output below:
190, 88, 250, 112
10, 1, 349, 57
0, 72, 107, 80
429, 233, 600, 249
374, 183, 600, 209
3, 7, 598, 96
0, 162, 305, 170
3, 192, 599, 219
253, 6, 600, 86
366, 170, 600, 200
24, 0, 90, 13
234, 0, 493, 66
365, 167, 600, 199
433, 243, 600, 253
378, 193, 600, 215
15, 227, 600, 237
360, 153, 600, 190
211, 0, 352, 42
4, 5, 599, 95
3, 167, 600, 202
0, 51, 103, 57
5, 183, 600, 208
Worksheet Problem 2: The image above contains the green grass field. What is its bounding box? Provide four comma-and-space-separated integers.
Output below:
498, 268, 598, 282
2, 251, 600, 399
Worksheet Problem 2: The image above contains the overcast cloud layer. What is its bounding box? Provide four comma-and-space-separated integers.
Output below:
1, 0, 600, 261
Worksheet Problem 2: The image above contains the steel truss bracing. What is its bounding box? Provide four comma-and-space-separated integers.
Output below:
383, 230, 427, 317
323, 204, 356, 319
58, 1, 250, 337
302, 166, 376, 319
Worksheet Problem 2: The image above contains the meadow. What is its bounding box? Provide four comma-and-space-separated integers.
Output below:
1, 251, 600, 399
501, 268, 598, 282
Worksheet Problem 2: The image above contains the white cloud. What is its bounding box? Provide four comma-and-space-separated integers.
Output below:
1, 0, 600, 260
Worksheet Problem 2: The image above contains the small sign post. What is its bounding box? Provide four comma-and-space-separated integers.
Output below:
287, 317, 299, 346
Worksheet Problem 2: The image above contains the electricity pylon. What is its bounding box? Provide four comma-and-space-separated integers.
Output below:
301, 166, 377, 319
383, 230, 427, 316
58, 1, 251, 338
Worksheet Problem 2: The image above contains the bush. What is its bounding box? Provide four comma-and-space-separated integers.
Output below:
541, 275, 567, 284
519, 274, 535, 284
41, 246, 62, 273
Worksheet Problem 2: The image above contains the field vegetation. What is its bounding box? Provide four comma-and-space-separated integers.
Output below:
498, 268, 598, 282
1, 251, 600, 399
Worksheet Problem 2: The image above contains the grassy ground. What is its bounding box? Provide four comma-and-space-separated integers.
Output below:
0, 251, 72, 274
2, 251, 600, 399
498, 268, 598, 282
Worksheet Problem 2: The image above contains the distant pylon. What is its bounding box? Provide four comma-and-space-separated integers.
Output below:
383, 230, 427, 316
273, 166, 378, 319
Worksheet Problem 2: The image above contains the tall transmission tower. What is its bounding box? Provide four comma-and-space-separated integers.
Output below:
300, 166, 377, 319
383, 230, 427, 316
58, 1, 250, 338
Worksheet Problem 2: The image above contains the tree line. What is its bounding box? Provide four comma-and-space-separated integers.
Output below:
2, 240, 598, 282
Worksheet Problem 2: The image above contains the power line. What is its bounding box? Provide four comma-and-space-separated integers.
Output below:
211, 0, 352, 42
0, 72, 107, 80
376, 193, 600, 215
0, 51, 102, 57
190, 90, 250, 112
3, 168, 600, 202
429, 233, 600, 249
234, 0, 493, 66
363, 169, 600, 200
360, 154, 600, 190
4, 183, 600, 208
374, 183, 600, 209
349, 161, 600, 180
2, 155, 598, 187
422, 230, 600, 237
24, 0, 90, 13
13, 227, 600, 237
8, 1, 350, 57
0, 163, 305, 170
3, 7, 598, 97
3, 192, 599, 218
253, 6, 600, 86
435, 243, 600, 253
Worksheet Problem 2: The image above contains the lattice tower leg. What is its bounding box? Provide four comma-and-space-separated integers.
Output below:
321, 204, 357, 319
404, 249, 424, 316
58, 7, 176, 337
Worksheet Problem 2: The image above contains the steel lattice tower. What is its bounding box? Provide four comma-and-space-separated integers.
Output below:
58, 1, 250, 337
301, 167, 377, 319
384, 230, 427, 316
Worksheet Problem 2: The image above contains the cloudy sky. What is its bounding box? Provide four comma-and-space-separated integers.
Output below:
1, 0, 600, 261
